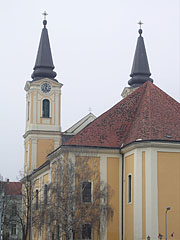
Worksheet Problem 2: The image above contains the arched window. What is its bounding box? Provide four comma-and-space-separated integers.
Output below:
42, 99, 50, 118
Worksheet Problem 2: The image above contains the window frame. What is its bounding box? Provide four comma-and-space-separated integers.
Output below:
82, 181, 93, 203
11, 224, 16, 235
81, 223, 92, 240
35, 189, 39, 210
127, 174, 132, 204
44, 184, 48, 205
42, 99, 50, 118
11, 204, 17, 216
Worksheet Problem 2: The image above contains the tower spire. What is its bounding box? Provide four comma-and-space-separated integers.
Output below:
31, 12, 57, 81
128, 22, 153, 87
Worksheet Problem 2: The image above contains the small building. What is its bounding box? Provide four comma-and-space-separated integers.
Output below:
0, 181, 22, 240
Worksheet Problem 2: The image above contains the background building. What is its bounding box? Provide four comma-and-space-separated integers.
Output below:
0, 180, 22, 240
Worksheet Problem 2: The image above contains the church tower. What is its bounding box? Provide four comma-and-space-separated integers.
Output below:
24, 16, 62, 174
121, 22, 153, 98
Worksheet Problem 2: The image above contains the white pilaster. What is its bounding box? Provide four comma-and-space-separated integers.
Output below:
37, 97, 40, 123
146, 148, 158, 239
33, 92, 37, 124
52, 98, 54, 124
32, 139, 37, 169
54, 140, 60, 150
55, 93, 59, 125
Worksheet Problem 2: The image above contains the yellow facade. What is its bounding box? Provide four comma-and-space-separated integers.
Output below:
157, 152, 180, 239
107, 157, 120, 240
37, 139, 54, 168
125, 154, 134, 240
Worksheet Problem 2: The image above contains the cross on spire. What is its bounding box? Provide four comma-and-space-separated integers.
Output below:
42, 11, 48, 20
138, 20, 143, 29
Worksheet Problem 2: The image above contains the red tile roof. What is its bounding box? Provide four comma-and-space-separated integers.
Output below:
4, 182, 22, 196
65, 82, 180, 148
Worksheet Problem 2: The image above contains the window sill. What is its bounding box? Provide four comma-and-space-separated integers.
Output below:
41, 117, 52, 119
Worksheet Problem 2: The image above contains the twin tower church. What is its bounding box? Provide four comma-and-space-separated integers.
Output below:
23, 17, 180, 240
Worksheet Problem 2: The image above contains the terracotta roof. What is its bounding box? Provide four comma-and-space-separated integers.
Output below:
4, 182, 22, 196
65, 82, 180, 148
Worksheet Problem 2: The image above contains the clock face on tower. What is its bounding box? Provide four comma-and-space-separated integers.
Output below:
41, 82, 51, 93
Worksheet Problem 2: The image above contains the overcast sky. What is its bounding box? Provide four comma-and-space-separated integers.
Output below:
0, 0, 179, 181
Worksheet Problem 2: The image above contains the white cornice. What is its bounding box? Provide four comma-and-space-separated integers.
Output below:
121, 141, 180, 154
47, 145, 120, 161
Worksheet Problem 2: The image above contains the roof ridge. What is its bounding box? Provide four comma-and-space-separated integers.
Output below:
64, 113, 96, 133
123, 82, 149, 144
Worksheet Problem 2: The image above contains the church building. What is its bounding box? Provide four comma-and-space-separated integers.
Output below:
23, 17, 180, 240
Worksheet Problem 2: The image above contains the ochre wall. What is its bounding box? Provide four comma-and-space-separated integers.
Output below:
125, 154, 134, 240
78, 156, 100, 240
157, 152, 180, 239
37, 139, 54, 168
107, 157, 120, 240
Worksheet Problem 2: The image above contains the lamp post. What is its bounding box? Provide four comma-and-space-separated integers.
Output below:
165, 207, 171, 240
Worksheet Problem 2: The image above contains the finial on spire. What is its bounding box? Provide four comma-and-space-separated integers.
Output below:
31, 12, 57, 81
138, 20, 143, 35
128, 22, 153, 87
42, 11, 48, 27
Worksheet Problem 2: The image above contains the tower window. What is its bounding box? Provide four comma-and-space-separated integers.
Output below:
128, 174, 132, 203
42, 99, 50, 118
82, 182, 92, 203
82, 224, 92, 239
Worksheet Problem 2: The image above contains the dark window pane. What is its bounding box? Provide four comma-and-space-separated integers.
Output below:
82, 224, 91, 239
128, 175, 132, 203
52, 233, 54, 240
42, 99, 50, 118
57, 225, 59, 239
12, 205, 17, 216
36, 189, 38, 210
11, 224, 16, 235
82, 182, 91, 202
44, 184, 48, 205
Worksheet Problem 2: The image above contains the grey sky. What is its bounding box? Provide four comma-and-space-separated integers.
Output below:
0, 0, 179, 180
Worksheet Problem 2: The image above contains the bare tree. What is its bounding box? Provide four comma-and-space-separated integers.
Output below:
34, 155, 113, 240
20, 177, 32, 240
21, 174, 44, 240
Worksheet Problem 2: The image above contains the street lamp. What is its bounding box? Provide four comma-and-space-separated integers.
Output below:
165, 207, 171, 240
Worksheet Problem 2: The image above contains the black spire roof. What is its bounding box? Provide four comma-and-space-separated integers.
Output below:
31, 19, 57, 81
128, 27, 153, 87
